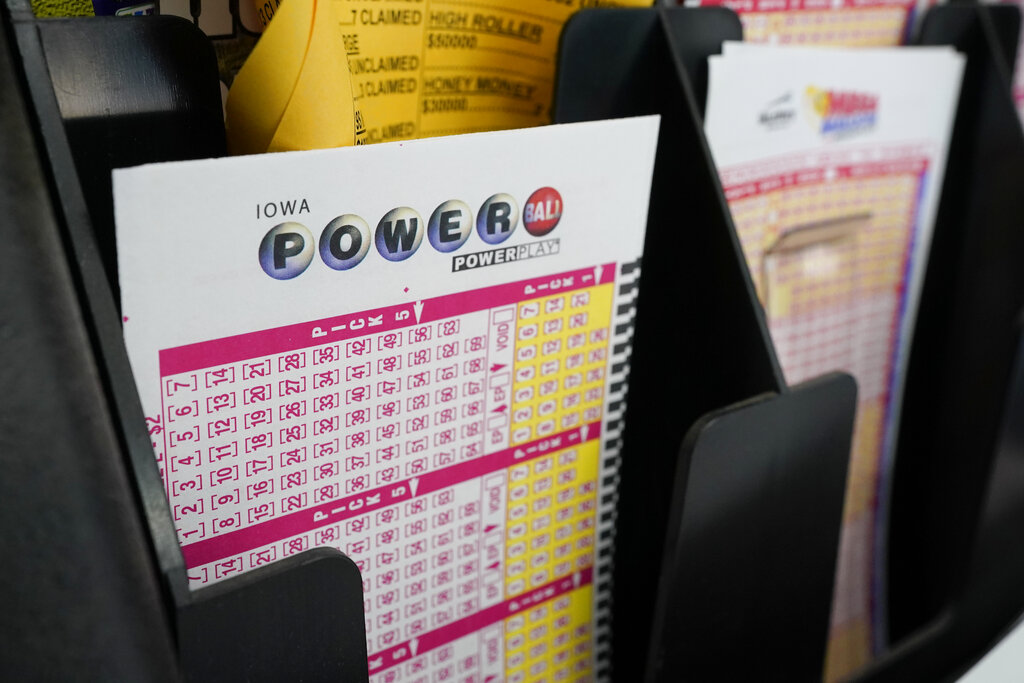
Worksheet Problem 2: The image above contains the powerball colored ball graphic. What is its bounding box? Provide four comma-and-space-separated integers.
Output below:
523, 187, 563, 236
428, 200, 473, 253
259, 222, 314, 279
375, 206, 424, 262
476, 193, 519, 245
320, 214, 370, 270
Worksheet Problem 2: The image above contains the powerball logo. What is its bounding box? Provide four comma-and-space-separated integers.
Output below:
804, 86, 878, 137
257, 187, 564, 279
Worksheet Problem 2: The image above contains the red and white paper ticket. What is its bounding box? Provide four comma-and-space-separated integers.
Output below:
115, 117, 659, 683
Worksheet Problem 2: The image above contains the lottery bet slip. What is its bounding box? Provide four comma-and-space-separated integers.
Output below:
706, 43, 963, 682
684, 0, 926, 48
115, 116, 659, 683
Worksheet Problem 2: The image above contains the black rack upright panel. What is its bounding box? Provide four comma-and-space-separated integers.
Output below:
888, 3, 1024, 643
556, 8, 857, 681
0, 12, 181, 679
0, 3, 370, 679
854, 4, 1024, 680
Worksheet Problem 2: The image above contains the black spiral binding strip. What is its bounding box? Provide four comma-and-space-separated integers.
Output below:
594, 257, 642, 681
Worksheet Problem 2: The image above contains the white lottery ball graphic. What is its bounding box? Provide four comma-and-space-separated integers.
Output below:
375, 206, 424, 262
477, 193, 519, 245
320, 214, 371, 270
428, 200, 473, 253
259, 222, 314, 279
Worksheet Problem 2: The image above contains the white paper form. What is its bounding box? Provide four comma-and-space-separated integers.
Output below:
705, 45, 963, 681
115, 116, 659, 683
957, 615, 1024, 682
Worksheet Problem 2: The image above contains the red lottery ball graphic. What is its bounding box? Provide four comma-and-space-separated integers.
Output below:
523, 187, 563, 237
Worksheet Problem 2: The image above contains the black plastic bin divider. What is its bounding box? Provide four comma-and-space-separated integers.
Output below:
555, 7, 857, 681
887, 1, 1024, 643
1, 2, 369, 679
645, 373, 857, 683
0, 12, 180, 680
849, 4, 1024, 681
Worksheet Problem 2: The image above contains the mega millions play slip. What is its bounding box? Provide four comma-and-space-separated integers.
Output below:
704, 44, 962, 681
115, 116, 659, 683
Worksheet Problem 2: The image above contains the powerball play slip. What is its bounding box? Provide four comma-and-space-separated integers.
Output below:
115, 116, 659, 683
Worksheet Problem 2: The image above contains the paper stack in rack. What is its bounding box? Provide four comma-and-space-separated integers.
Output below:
705, 42, 964, 682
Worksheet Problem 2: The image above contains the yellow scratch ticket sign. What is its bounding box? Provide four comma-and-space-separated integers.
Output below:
232, 0, 651, 152
227, 0, 364, 154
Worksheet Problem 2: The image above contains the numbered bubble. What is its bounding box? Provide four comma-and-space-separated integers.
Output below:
320, 214, 370, 270
523, 187, 563, 237
258, 222, 314, 280
476, 193, 518, 245
427, 200, 473, 253
375, 206, 424, 262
